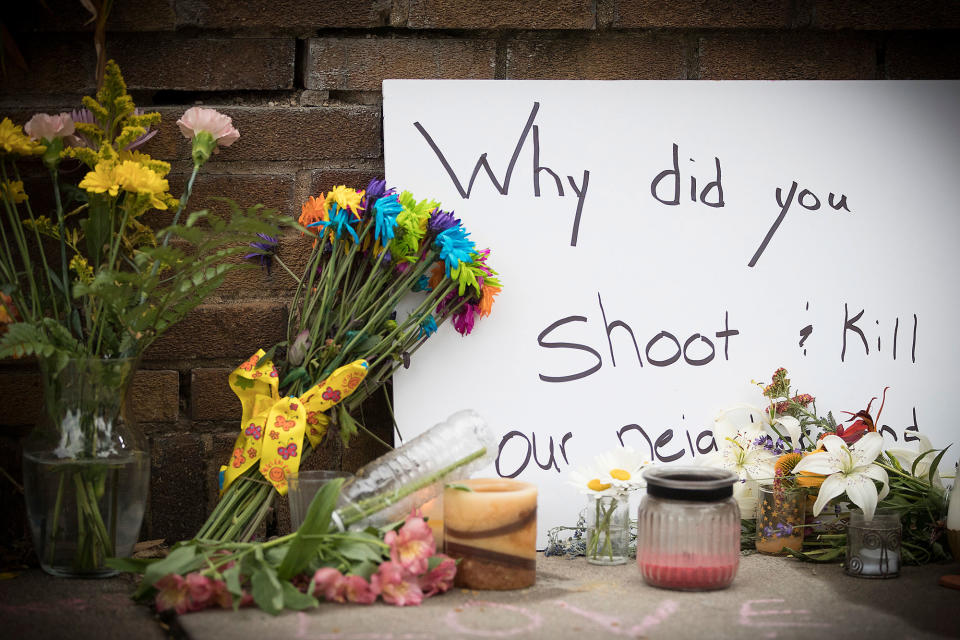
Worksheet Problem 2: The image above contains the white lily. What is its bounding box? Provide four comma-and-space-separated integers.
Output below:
793, 432, 889, 520
886, 434, 943, 487
771, 415, 802, 451
700, 405, 777, 483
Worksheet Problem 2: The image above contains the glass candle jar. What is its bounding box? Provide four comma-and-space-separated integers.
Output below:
444, 478, 537, 590
637, 467, 740, 591
845, 511, 901, 579
755, 482, 806, 555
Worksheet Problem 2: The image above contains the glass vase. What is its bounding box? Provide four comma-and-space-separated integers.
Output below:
845, 511, 901, 579
586, 492, 630, 565
21, 356, 150, 577
755, 483, 806, 555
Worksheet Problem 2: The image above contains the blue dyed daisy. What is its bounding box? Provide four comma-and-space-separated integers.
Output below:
418, 315, 438, 339
373, 194, 402, 245
436, 225, 475, 276
309, 204, 359, 242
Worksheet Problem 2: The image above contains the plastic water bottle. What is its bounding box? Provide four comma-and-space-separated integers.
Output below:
333, 409, 496, 530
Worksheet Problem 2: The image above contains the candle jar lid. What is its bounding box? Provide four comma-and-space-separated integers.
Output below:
643, 466, 738, 502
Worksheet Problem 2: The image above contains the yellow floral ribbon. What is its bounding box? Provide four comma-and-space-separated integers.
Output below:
219, 350, 368, 495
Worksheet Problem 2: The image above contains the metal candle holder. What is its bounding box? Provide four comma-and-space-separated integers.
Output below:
845, 511, 901, 579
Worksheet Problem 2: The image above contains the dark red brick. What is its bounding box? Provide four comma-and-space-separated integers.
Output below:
6, 0, 177, 32
699, 32, 877, 79
145, 300, 289, 360
812, 1, 960, 30
111, 34, 295, 91
165, 173, 297, 219
176, 0, 391, 29
307, 168, 384, 196
506, 33, 687, 80
885, 32, 960, 78
406, 0, 594, 29
191, 368, 238, 421
0, 368, 176, 427
147, 434, 208, 541
140, 105, 382, 163
615, 0, 792, 28
304, 37, 496, 91
0, 34, 96, 96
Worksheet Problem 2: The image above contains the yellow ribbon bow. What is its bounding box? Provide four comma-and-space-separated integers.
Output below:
219, 350, 368, 495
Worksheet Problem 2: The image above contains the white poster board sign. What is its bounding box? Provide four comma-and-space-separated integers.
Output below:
384, 80, 960, 545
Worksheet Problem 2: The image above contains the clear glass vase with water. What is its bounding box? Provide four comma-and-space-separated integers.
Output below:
22, 357, 150, 577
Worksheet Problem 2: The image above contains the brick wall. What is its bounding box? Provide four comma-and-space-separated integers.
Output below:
1, 0, 958, 559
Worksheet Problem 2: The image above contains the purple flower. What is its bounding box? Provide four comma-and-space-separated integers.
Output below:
763, 526, 774, 538
70, 108, 158, 150
452, 303, 478, 336
428, 209, 459, 234
244, 233, 278, 274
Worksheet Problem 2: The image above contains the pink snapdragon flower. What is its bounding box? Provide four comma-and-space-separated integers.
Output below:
342, 574, 378, 604
419, 554, 457, 597
384, 515, 436, 575
312, 567, 347, 603
24, 113, 75, 141
177, 107, 240, 150
371, 561, 423, 606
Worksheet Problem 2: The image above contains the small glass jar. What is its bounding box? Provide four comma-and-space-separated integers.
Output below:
586, 492, 630, 565
637, 467, 740, 591
755, 483, 806, 555
845, 511, 901, 579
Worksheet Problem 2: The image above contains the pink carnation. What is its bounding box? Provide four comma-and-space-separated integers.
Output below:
154, 574, 191, 614
419, 554, 457, 597
384, 515, 436, 576
371, 561, 423, 607
342, 574, 378, 604
24, 113, 75, 141
312, 567, 347, 603
176, 107, 240, 149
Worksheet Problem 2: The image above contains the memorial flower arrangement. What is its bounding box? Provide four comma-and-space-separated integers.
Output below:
0, 61, 280, 574
110, 479, 456, 614
711, 368, 952, 564
196, 181, 502, 542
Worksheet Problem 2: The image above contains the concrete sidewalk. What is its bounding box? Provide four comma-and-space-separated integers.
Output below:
2, 554, 959, 640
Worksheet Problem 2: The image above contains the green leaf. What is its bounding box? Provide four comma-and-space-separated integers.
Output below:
281, 582, 318, 611
338, 405, 358, 449
347, 560, 379, 580
135, 544, 200, 598
250, 564, 284, 616
276, 477, 345, 580
280, 366, 308, 389
335, 539, 383, 564
223, 564, 243, 599
927, 444, 950, 486
104, 556, 154, 573
445, 483, 473, 492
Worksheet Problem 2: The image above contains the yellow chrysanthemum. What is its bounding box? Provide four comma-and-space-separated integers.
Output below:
115, 160, 170, 210
0, 180, 28, 204
0, 118, 45, 156
325, 185, 364, 218
79, 161, 121, 196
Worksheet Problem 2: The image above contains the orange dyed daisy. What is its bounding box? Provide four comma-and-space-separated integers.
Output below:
478, 284, 500, 318
299, 195, 328, 228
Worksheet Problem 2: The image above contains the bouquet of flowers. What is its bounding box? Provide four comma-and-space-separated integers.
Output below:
708, 368, 952, 563
111, 479, 457, 614
0, 61, 281, 574
196, 181, 502, 542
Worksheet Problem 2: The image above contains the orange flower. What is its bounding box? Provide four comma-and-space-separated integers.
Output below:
0, 293, 19, 335
427, 262, 444, 289
299, 195, 328, 228
478, 284, 500, 318
775, 452, 803, 477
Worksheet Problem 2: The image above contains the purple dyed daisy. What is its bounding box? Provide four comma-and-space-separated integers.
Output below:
244, 233, 278, 274
428, 209, 459, 235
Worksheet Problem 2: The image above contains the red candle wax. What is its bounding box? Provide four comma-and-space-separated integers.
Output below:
638, 553, 739, 590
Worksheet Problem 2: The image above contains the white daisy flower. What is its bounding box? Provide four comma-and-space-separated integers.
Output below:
567, 446, 651, 496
